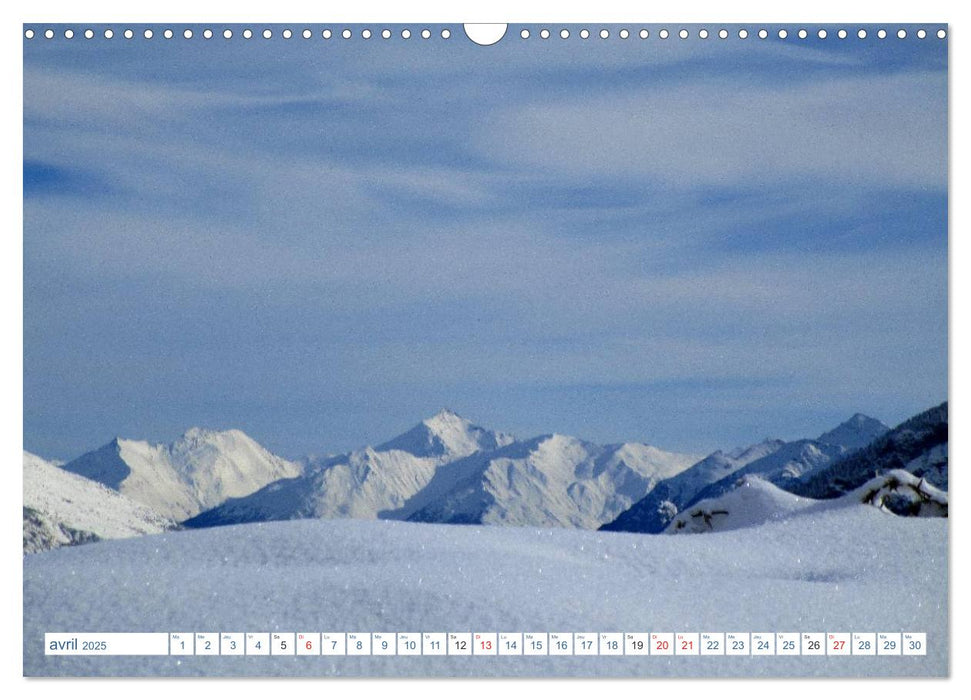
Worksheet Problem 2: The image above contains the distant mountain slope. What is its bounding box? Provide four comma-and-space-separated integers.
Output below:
404, 434, 699, 528
23, 451, 174, 554
665, 469, 946, 535
791, 402, 947, 499
59, 429, 302, 521
602, 413, 887, 534
681, 438, 849, 512
185, 410, 514, 527
600, 439, 786, 533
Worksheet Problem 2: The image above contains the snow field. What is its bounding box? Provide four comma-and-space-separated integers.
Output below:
24, 504, 946, 677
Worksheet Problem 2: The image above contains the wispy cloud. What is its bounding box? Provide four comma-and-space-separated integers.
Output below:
23, 33, 948, 458
477, 71, 946, 190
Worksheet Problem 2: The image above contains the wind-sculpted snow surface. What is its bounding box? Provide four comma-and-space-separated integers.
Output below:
23, 451, 174, 553
664, 470, 947, 534
24, 506, 946, 677
60, 429, 302, 521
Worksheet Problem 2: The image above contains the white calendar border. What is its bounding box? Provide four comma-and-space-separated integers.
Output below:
6, 1, 966, 700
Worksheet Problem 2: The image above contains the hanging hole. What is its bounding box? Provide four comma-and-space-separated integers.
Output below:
464, 23, 505, 45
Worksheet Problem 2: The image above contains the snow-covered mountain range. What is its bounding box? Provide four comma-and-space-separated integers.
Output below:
186, 410, 698, 529
23, 451, 174, 553
186, 410, 512, 527
59, 428, 302, 521
23, 403, 947, 554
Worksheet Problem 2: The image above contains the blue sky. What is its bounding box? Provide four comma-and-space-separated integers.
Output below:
23, 25, 947, 460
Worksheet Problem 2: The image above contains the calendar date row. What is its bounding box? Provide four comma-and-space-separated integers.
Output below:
45, 632, 927, 657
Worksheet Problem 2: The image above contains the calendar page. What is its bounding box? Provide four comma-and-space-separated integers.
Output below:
22, 20, 948, 678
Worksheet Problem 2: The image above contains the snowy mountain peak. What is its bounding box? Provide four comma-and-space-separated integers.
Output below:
422, 409, 473, 436
60, 429, 302, 521
817, 413, 889, 450
427, 407, 462, 422
175, 426, 255, 448
377, 411, 515, 459
180, 426, 225, 442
